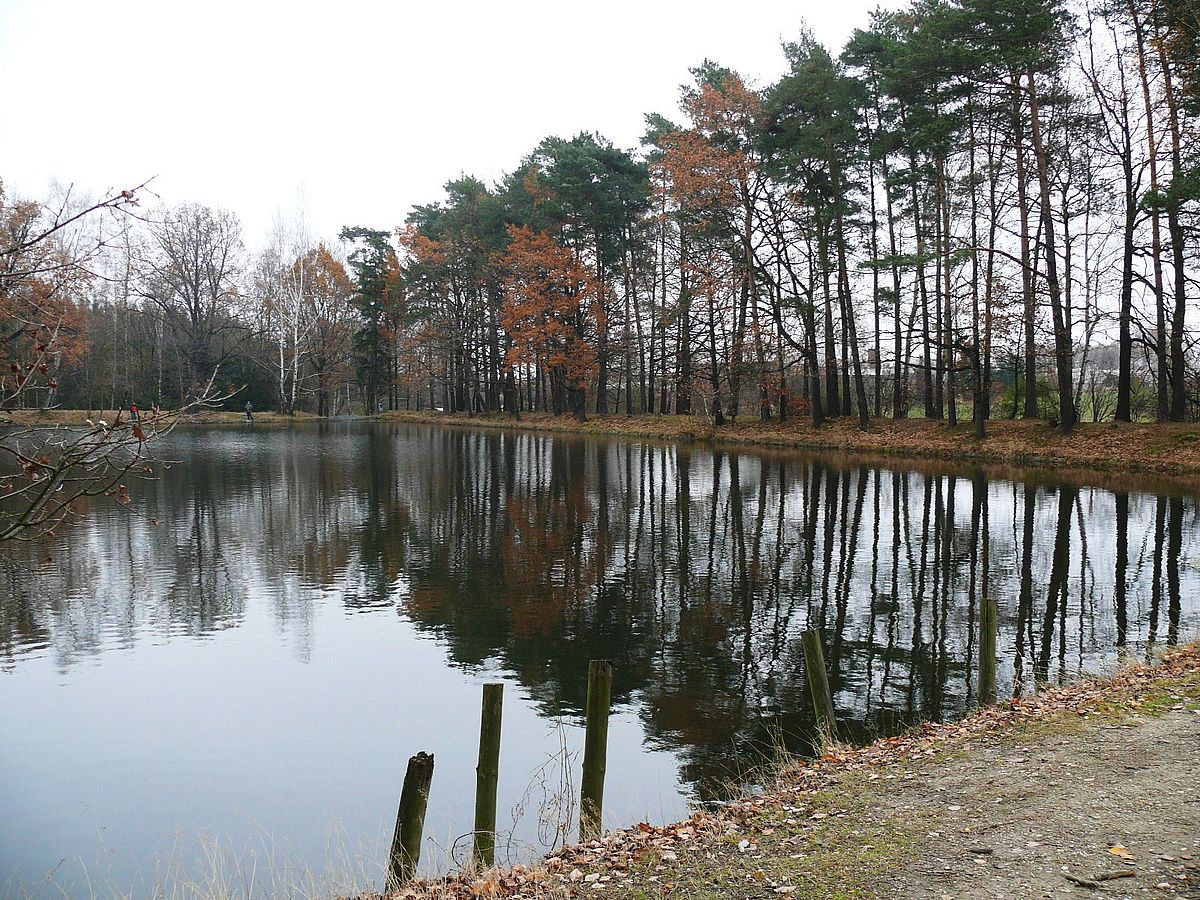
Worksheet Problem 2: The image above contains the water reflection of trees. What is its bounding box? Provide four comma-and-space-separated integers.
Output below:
3, 424, 1197, 795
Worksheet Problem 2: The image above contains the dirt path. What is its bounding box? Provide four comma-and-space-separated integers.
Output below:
864, 709, 1200, 898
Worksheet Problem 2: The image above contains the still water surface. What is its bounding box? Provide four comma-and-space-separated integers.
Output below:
2, 422, 1197, 895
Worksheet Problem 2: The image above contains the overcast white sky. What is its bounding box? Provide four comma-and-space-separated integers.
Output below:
0, 0, 899, 245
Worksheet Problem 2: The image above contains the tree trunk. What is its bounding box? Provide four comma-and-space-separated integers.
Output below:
1026, 64, 1076, 432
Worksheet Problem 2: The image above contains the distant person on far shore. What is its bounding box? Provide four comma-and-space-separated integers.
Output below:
245, 401, 254, 423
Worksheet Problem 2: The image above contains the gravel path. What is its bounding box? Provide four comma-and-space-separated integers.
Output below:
867, 710, 1200, 898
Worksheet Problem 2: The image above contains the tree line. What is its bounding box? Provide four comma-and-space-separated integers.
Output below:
3, 0, 1197, 435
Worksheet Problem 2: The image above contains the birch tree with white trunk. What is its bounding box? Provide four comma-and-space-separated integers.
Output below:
258, 204, 319, 415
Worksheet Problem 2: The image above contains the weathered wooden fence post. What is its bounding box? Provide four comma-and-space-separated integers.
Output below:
473, 683, 504, 869
802, 628, 838, 746
386, 751, 434, 891
978, 597, 998, 706
579, 659, 613, 842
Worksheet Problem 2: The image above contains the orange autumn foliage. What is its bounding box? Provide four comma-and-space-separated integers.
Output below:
1, 191, 91, 405
500, 225, 599, 394
659, 73, 763, 218
398, 224, 448, 271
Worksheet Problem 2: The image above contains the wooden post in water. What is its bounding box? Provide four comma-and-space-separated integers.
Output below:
978, 597, 998, 706
386, 752, 434, 891
579, 659, 613, 842
473, 683, 504, 869
802, 629, 838, 746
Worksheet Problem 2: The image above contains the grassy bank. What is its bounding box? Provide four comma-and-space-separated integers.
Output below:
378, 410, 1200, 481
380, 644, 1200, 899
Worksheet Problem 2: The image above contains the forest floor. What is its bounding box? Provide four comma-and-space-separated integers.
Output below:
378, 411, 1200, 483
380, 645, 1200, 900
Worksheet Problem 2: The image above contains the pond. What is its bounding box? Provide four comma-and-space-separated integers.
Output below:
2, 422, 1197, 896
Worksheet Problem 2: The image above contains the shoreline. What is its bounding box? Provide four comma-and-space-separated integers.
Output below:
378, 643, 1200, 899
376, 410, 1200, 485
9, 407, 1200, 487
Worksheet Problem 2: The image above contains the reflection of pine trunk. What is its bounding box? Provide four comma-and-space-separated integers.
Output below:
908, 477, 932, 716
819, 466, 838, 627
862, 473, 882, 717
727, 455, 753, 687
832, 469, 868, 669
705, 453, 722, 607
927, 478, 945, 717
1150, 497, 1165, 645
801, 464, 820, 623
833, 470, 852, 635
1115, 492, 1128, 647
1014, 485, 1035, 695
933, 476, 955, 720
1167, 497, 1182, 646
628, 445, 644, 591
967, 475, 985, 701
980, 485, 993, 700
880, 474, 901, 706
769, 460, 795, 673
1037, 486, 1074, 682
596, 444, 610, 595
676, 447, 691, 602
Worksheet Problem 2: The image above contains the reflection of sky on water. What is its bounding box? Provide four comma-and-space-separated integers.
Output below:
2, 422, 1197, 895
